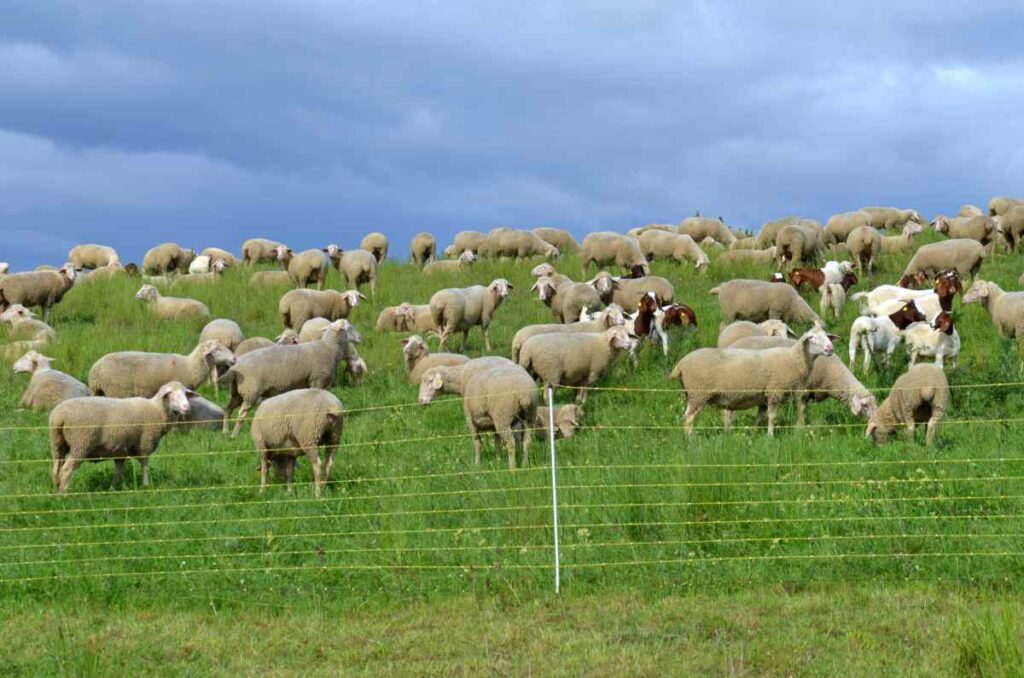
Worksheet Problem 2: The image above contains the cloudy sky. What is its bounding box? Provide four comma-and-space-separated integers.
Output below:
2, 1, 1023, 269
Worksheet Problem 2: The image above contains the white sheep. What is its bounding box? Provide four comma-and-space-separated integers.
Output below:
422, 249, 476, 274
410, 232, 437, 267
12, 350, 89, 410
677, 216, 737, 246
531, 275, 604, 324
510, 305, 626, 362
241, 238, 287, 265
401, 334, 470, 384
68, 244, 120, 269
963, 279, 1024, 340
819, 283, 846, 320
710, 279, 821, 327
845, 226, 882, 273
360, 232, 389, 263
902, 239, 985, 280
279, 289, 364, 329
533, 227, 579, 253
587, 271, 674, 311
142, 243, 195, 275
429, 279, 513, 351
88, 339, 236, 398
517, 325, 636, 403
579, 232, 650, 275
717, 319, 794, 348
880, 221, 924, 253
249, 271, 293, 288
188, 255, 213, 274
324, 245, 378, 295
135, 284, 210, 320
0, 264, 78, 322
866, 364, 949, 445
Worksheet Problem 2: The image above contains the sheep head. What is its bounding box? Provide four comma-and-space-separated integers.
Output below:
962, 279, 993, 305
199, 340, 236, 368
931, 215, 951, 233
275, 329, 299, 345
799, 324, 835, 358
275, 246, 294, 264
531, 263, 556, 278
135, 285, 159, 302
555, 404, 582, 439
418, 369, 445, 405
400, 335, 429, 360
531, 277, 557, 303
0, 304, 34, 322
153, 381, 196, 416
488, 279, 513, 300
587, 271, 616, 296
13, 350, 52, 374
850, 394, 877, 419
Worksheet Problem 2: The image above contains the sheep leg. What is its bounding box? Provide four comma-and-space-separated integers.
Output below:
796, 398, 807, 427
722, 409, 734, 431
766, 401, 779, 437
521, 421, 531, 468
482, 328, 491, 352
110, 458, 126, 490
574, 384, 589, 404
285, 459, 296, 493
908, 348, 918, 367
223, 392, 243, 434
259, 451, 269, 493
935, 353, 944, 369
905, 422, 916, 443
683, 400, 704, 436
304, 447, 323, 497
497, 426, 517, 471
231, 402, 253, 439
926, 417, 939, 446
323, 443, 338, 484
56, 452, 85, 494
660, 329, 669, 356
139, 456, 151, 487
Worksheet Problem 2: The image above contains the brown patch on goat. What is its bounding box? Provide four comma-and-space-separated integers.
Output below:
663, 304, 697, 328
888, 301, 926, 330
897, 271, 929, 289
932, 311, 956, 335
788, 268, 825, 290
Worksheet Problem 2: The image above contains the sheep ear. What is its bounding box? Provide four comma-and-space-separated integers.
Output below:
864, 422, 876, 439
185, 389, 199, 398
827, 333, 841, 342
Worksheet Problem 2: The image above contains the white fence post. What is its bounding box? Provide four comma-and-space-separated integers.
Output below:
547, 386, 561, 594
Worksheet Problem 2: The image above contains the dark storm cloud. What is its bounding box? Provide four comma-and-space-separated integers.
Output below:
1, 1, 1023, 268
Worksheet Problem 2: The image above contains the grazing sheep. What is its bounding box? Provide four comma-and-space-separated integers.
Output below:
845, 226, 883, 273
902, 312, 961, 368
68, 244, 120, 269
429, 279, 514, 351
932, 215, 998, 248
423, 249, 476, 274
49, 381, 194, 492
758, 216, 819, 249
324, 245, 377, 295
401, 334, 470, 384
219, 319, 362, 437
533, 227, 579, 253
710, 279, 821, 327
669, 324, 835, 436
446, 231, 487, 258
478, 228, 559, 260
880, 221, 924, 253
84, 263, 139, 282
963, 279, 1024, 340
627, 224, 675, 238
200, 319, 244, 351
848, 301, 925, 373
276, 246, 330, 290
142, 243, 195, 275
824, 211, 872, 244
251, 389, 344, 496
517, 325, 636, 403
579, 232, 650, 275
278, 289, 364, 329
375, 302, 422, 333
410, 232, 437, 267
200, 247, 238, 267
717, 319, 793, 348
135, 284, 210, 320
249, 271, 293, 288
638, 231, 710, 270
12, 350, 89, 410
532, 275, 604, 324
775, 223, 823, 265
988, 196, 1024, 217
902, 240, 985, 280
677, 216, 737, 246
176, 395, 226, 432
235, 331, 298, 357
995, 207, 1024, 252
859, 207, 924, 232
536, 403, 583, 439
510, 305, 626, 362
360, 233, 389, 263
586, 271, 674, 311
715, 247, 778, 269
457, 365, 539, 469
418, 358, 520, 402
866, 364, 949, 445
89, 339, 236, 398
0, 264, 78, 322
242, 238, 287, 265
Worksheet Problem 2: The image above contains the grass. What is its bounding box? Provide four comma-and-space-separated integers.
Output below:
3, 232, 1024, 672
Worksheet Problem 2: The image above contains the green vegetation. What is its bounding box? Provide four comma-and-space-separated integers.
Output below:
3, 232, 1024, 673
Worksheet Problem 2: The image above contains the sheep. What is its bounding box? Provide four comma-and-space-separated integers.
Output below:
175, 394, 226, 432
533, 227, 579, 253
375, 302, 423, 333
88, 339, 235, 398
249, 271, 293, 288
251, 388, 344, 496
536, 403, 583, 439
279, 289, 364, 329
819, 283, 846, 320
669, 324, 835, 436
715, 247, 778, 269
242, 238, 287, 265
219, 319, 362, 437
845, 226, 883, 273
932, 215, 998, 248
477, 228, 559, 260
446, 231, 487, 258
418, 358, 519, 402
510, 305, 626, 362
710, 279, 821, 328
360, 232, 389, 263
324, 245, 377, 295
988, 196, 1024, 217
579, 232, 650, 275
758, 216, 819, 249
517, 325, 636, 403
532, 275, 604, 324
142, 243, 195, 275
12, 351, 89, 410
959, 205, 984, 217
429, 279, 513, 351
68, 244, 120, 269
586, 271, 674, 312
637, 231, 709, 270
627, 224, 675, 238
0, 304, 57, 343
458, 365, 539, 469
677, 216, 737, 246
962, 279, 1024, 340
866, 364, 949, 445
423, 249, 477, 274
848, 301, 925, 373
775, 223, 823, 265
187, 255, 213, 274
173, 260, 227, 285
880, 220, 924, 253
995, 207, 1024, 252
902, 239, 985, 280
49, 381, 194, 492
270, 246, 328, 290
824, 211, 872, 244
859, 207, 924, 232
297, 317, 332, 343
410, 232, 437, 267
0, 262, 8, 275
82, 263, 139, 282
717, 319, 793, 348
296, 318, 368, 385
135, 284, 210, 320
902, 312, 960, 368
530, 263, 573, 288
401, 334, 470, 384
0, 264, 78, 322
200, 247, 238, 267
235, 331, 299, 357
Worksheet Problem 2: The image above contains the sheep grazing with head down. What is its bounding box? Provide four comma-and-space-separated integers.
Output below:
533, 227, 579, 253
866, 364, 949, 446
478, 228, 559, 260
677, 216, 737, 246
278, 288, 364, 329
445, 231, 487, 259
775, 222, 824, 265
242, 238, 287, 265
13, 350, 89, 410
88, 339, 236, 398
638, 231, 710, 270
323, 244, 378, 295
401, 334, 470, 384
510, 305, 626, 362
429, 279, 514, 351
251, 388, 344, 497
360, 233, 389, 263
988, 196, 1024, 217
410, 232, 437, 267
710, 279, 821, 328
249, 271, 292, 288
0, 264, 78, 322
859, 207, 924, 232
531, 275, 604, 324
68, 244, 120, 270
200, 247, 237, 268
902, 240, 986, 280
276, 246, 331, 290
579, 232, 650, 276
881, 220, 924, 253
142, 242, 195, 275
49, 381, 195, 493
135, 284, 210, 320
517, 325, 637, 403
932, 215, 999, 249
536, 403, 583, 439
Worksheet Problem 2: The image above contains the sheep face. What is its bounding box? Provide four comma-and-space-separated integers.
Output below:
418, 371, 444, 405
606, 326, 637, 352
931, 215, 951, 233
342, 290, 365, 308
326, 319, 363, 345
488, 279, 513, 299
587, 272, 615, 296
556, 405, 582, 438
135, 285, 159, 302
601, 305, 627, 327
531, 263, 556, 278
851, 394, 877, 419
201, 340, 236, 369
13, 350, 50, 374
275, 245, 293, 263
904, 221, 924, 237
800, 326, 835, 358
154, 381, 195, 416
0, 304, 34, 322
531, 277, 557, 303
275, 329, 299, 345
458, 250, 477, 264
401, 335, 429, 361
962, 280, 992, 305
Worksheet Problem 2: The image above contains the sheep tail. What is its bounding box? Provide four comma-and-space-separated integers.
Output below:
708, 286, 721, 296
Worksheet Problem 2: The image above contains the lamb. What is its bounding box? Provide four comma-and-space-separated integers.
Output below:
963, 279, 1024, 340
12, 350, 89, 410
242, 238, 287, 265
401, 334, 470, 384
932, 215, 998, 248
219, 319, 361, 437
278, 289, 364, 329
866, 364, 949, 445
536, 403, 583, 439
510, 305, 626, 362
375, 302, 428, 333
410, 232, 437, 267
360, 232, 389, 263
142, 243, 195, 275
880, 220, 924, 253
478, 228, 559, 260
586, 271, 674, 311
276, 246, 330, 290
532, 275, 604, 324
68, 244, 120, 269
848, 301, 925, 372
668, 324, 835, 436
446, 231, 487, 258
49, 381, 194, 492
710, 279, 821, 327
902, 239, 985, 280
235, 331, 298, 356
824, 211, 872, 244
995, 207, 1024, 252
200, 247, 238, 267
135, 284, 210, 320
859, 207, 924, 232
715, 247, 778, 269
533, 227, 579, 253
249, 271, 293, 288
717, 319, 793, 348
423, 249, 477, 274
775, 223, 823, 265
324, 245, 377, 295
429, 279, 514, 351
517, 325, 636, 403
89, 339, 235, 398
0, 264, 78, 322
251, 388, 344, 496
902, 312, 960, 368
988, 196, 1024, 217
637, 231, 710, 270
677, 216, 737, 246
579, 232, 650, 275
845, 226, 883, 273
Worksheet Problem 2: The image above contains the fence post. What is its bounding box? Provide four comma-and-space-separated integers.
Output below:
547, 386, 561, 594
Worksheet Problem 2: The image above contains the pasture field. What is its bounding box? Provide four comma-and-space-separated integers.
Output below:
4, 231, 1024, 674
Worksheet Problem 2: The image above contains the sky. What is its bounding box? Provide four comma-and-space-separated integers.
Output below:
2, 1, 1023, 269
